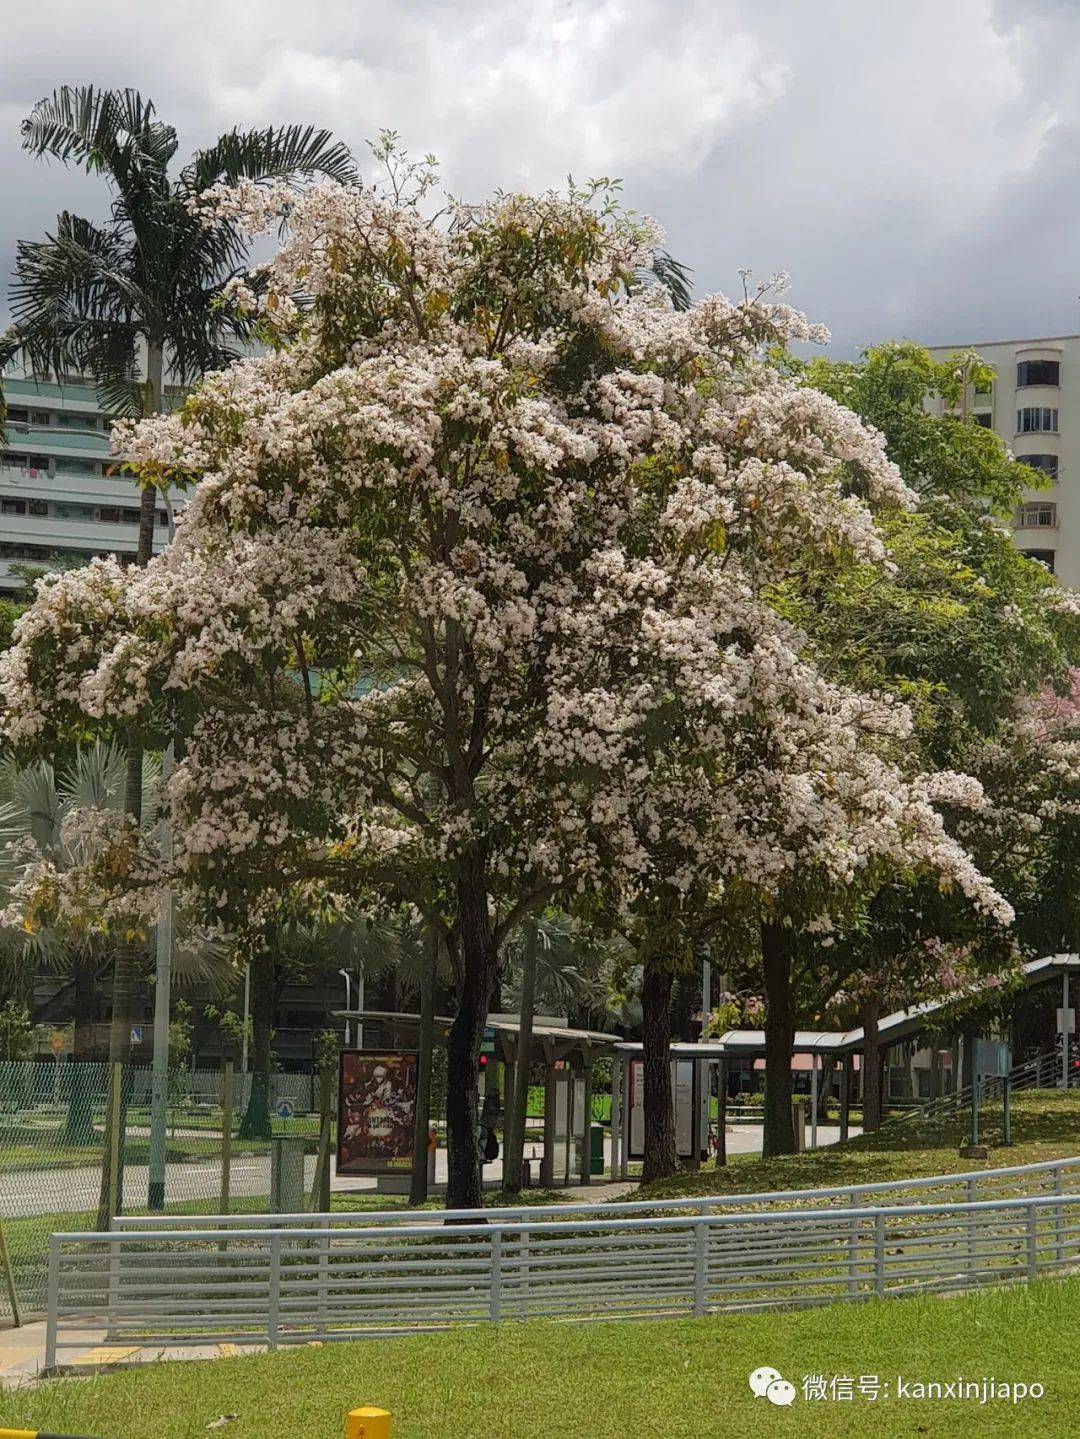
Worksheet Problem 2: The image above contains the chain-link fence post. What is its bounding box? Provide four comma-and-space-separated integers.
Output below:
105, 1061, 123, 1226
219, 1060, 234, 1215
311, 1063, 334, 1213
0, 1218, 21, 1327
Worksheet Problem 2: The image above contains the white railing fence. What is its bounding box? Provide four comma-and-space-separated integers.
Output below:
886, 1048, 1078, 1128
46, 1192, 1080, 1364
112, 1152, 1080, 1234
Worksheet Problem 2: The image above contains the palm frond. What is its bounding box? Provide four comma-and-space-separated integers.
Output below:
10, 214, 144, 394
171, 932, 237, 997
58, 742, 128, 811
182, 125, 358, 195
636, 250, 694, 312
22, 86, 176, 180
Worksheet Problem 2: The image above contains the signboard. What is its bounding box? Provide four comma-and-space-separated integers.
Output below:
974, 1038, 1010, 1079
627, 1058, 706, 1161
1057, 1008, 1076, 1035
277, 1101, 294, 1120
130, 1025, 143, 1045
337, 1050, 418, 1176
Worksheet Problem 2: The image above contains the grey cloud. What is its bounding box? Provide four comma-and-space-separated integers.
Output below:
1, 0, 1079, 357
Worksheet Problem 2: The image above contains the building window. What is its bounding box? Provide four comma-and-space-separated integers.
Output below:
28, 499, 48, 517
1017, 360, 1060, 388
4, 408, 28, 426
57, 459, 102, 477
973, 413, 993, 427
1022, 548, 1056, 572
1, 499, 26, 516
1018, 453, 1059, 478
1017, 502, 1057, 528
1017, 407, 1059, 433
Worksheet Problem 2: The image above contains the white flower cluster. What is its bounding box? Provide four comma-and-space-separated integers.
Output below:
0, 180, 1009, 944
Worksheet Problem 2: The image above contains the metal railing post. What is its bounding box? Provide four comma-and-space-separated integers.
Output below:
268, 1234, 282, 1351
693, 1219, 708, 1317
519, 1230, 531, 1319
105, 1233, 123, 1340
44, 1235, 59, 1370
1054, 1166, 1065, 1265
874, 1211, 885, 1298
1027, 1204, 1039, 1280
317, 1214, 330, 1336
490, 1228, 503, 1323
966, 1178, 977, 1273
848, 1193, 861, 1297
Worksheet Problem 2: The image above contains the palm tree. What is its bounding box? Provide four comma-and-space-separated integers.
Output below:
5, 86, 357, 1135
0, 742, 232, 1148
499, 914, 627, 1194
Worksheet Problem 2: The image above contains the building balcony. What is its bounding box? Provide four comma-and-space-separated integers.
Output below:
0, 508, 170, 554
3, 422, 110, 456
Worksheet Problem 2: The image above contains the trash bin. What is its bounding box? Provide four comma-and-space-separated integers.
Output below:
791, 1098, 808, 1153
270, 1135, 306, 1212
589, 1123, 605, 1176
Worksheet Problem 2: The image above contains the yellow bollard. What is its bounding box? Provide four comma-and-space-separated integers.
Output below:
346, 1407, 391, 1439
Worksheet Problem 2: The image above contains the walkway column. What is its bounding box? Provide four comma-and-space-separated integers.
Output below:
1064, 973, 1071, 1091
839, 1053, 850, 1142
717, 1057, 727, 1166
810, 1053, 819, 1150
619, 1054, 631, 1180
580, 1056, 593, 1185
540, 1051, 556, 1188
609, 1051, 622, 1180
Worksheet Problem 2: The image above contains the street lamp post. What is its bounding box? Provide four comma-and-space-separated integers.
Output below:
241, 961, 251, 1072
339, 969, 352, 1047
147, 745, 174, 1211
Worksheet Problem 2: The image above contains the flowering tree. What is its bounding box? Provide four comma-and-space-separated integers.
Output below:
741, 344, 1080, 1142
0, 165, 1008, 1206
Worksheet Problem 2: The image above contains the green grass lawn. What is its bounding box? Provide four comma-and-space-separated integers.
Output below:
4, 1276, 1079, 1437
0, 1119, 319, 1173
636, 1089, 1080, 1201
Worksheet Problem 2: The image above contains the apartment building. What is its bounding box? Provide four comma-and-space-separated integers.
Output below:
925, 334, 1080, 587
0, 373, 171, 591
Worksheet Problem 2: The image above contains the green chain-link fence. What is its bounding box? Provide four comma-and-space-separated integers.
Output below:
0, 1059, 322, 1320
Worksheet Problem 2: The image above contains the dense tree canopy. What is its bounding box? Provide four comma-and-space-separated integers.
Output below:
0, 179, 1010, 1202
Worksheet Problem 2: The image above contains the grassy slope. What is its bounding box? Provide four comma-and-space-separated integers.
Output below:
636, 1089, 1080, 1201
4, 1278, 1079, 1438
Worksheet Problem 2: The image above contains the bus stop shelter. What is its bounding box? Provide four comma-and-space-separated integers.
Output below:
336, 1008, 618, 1188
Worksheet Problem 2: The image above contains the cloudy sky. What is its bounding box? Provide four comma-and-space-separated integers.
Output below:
0, 0, 1077, 355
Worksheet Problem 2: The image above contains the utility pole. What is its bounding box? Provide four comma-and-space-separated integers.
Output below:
147, 745, 174, 1210
241, 961, 251, 1068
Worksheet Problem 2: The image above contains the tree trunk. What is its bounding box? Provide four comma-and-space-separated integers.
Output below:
761, 919, 796, 1157
861, 999, 883, 1132
409, 926, 439, 1206
96, 344, 165, 1227
96, 738, 145, 1225
816, 1058, 833, 1123
503, 919, 538, 1196
640, 961, 676, 1184
445, 861, 498, 1211
239, 948, 274, 1140
63, 954, 99, 1145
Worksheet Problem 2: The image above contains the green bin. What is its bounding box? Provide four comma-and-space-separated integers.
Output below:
589, 1123, 605, 1175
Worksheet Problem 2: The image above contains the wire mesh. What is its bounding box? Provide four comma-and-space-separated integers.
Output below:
0, 1059, 320, 1319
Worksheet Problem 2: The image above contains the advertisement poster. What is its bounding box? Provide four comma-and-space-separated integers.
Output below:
337, 1050, 418, 1175
628, 1057, 700, 1160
